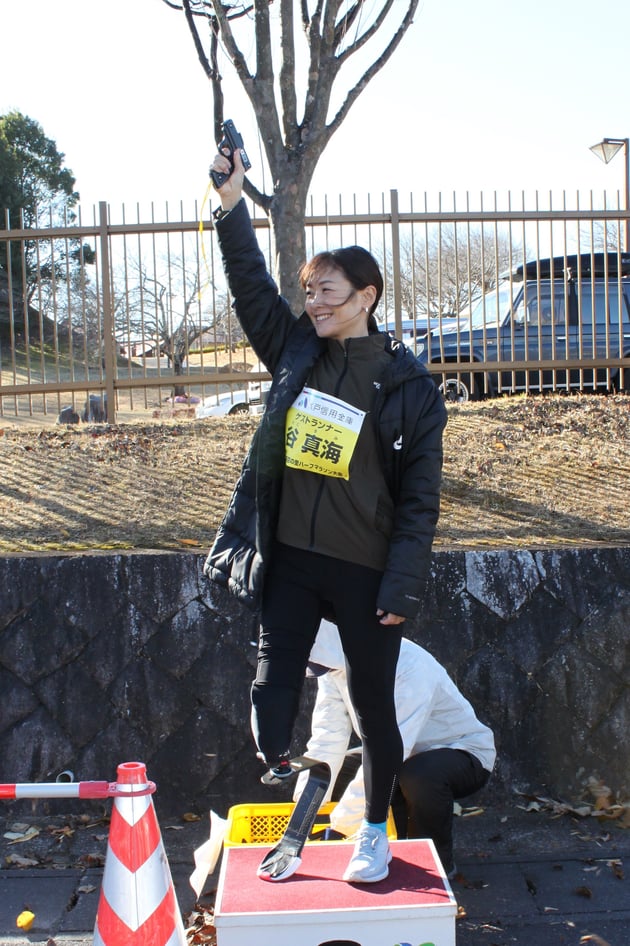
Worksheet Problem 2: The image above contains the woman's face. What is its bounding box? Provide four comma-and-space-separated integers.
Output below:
304, 265, 376, 341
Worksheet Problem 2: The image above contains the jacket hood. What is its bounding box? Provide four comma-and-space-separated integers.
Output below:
308, 619, 347, 671
383, 332, 434, 390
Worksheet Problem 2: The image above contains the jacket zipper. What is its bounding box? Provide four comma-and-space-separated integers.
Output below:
308, 342, 350, 549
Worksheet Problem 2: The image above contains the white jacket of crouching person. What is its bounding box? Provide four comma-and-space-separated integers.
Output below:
295, 619, 496, 838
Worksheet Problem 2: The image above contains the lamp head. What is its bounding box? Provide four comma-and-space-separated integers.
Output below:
590, 138, 626, 164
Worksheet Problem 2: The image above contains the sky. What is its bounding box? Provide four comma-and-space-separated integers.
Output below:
2, 0, 630, 217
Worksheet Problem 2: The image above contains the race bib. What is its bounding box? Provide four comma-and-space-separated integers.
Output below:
285, 387, 366, 480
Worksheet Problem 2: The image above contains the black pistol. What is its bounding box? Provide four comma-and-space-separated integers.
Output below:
210, 119, 252, 188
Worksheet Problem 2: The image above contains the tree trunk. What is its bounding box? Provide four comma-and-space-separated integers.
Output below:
268, 181, 310, 313
172, 355, 186, 397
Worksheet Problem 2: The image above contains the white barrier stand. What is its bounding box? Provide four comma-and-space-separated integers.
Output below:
214, 838, 457, 946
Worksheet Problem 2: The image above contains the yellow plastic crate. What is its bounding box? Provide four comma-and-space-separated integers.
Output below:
225, 801, 396, 846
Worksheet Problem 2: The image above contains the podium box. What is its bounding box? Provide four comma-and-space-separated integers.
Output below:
214, 838, 456, 946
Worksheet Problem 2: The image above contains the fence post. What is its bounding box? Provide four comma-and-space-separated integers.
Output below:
98, 200, 117, 424
390, 189, 403, 336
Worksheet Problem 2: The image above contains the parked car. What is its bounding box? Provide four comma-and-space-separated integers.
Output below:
195, 364, 272, 418
397, 317, 440, 342
416, 252, 630, 402
195, 389, 250, 417
245, 367, 271, 415
388, 315, 461, 345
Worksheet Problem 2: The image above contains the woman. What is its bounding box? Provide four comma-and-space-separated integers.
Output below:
205, 148, 447, 883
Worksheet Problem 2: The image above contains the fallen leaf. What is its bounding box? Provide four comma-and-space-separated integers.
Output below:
80, 852, 106, 867
461, 806, 484, 817
517, 800, 542, 812
575, 885, 593, 898
594, 794, 614, 811
185, 905, 217, 946
586, 777, 613, 807
50, 825, 74, 841
572, 805, 594, 817
5, 854, 40, 867
5, 822, 32, 834
183, 812, 202, 822
594, 804, 626, 821
608, 859, 624, 880
5, 827, 40, 843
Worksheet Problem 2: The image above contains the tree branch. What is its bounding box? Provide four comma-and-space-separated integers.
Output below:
301, 0, 336, 138
328, 0, 420, 135
211, 0, 254, 87
280, 0, 298, 147
182, 0, 219, 79
332, 0, 362, 46
336, 0, 396, 64
254, 0, 274, 81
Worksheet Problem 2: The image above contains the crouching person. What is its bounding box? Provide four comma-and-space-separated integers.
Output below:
296, 619, 496, 879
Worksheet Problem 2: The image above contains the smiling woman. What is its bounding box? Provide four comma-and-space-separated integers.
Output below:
203, 148, 447, 884
300, 245, 382, 341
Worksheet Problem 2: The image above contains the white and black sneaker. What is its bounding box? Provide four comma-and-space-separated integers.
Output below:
342, 824, 392, 883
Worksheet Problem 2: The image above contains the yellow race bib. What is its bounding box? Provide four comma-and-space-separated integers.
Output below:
285, 387, 366, 480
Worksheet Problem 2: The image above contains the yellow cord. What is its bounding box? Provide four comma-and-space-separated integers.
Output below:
198, 179, 215, 302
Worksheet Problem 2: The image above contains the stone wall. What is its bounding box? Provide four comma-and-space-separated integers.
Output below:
1, 548, 628, 819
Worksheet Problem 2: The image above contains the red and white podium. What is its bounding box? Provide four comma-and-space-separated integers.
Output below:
214, 839, 457, 946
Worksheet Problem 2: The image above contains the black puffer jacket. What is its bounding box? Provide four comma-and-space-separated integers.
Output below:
204, 199, 447, 619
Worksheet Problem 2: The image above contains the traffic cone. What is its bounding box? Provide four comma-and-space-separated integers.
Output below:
93, 761, 187, 946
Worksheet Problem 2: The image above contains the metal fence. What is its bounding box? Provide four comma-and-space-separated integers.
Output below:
1, 189, 629, 423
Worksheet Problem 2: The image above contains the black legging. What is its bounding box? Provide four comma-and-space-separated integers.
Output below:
253, 542, 403, 825
392, 748, 490, 870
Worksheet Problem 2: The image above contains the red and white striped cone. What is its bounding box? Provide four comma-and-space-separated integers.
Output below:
93, 762, 187, 946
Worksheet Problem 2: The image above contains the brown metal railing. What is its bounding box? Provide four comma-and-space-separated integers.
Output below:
1, 190, 628, 422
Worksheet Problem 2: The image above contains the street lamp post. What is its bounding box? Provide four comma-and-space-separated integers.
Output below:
589, 137, 630, 252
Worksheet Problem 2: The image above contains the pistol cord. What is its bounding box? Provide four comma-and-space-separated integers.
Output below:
198, 179, 215, 302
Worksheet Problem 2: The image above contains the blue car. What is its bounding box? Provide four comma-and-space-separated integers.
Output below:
416, 253, 630, 401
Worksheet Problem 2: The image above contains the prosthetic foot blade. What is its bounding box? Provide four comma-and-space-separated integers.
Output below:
257, 849, 302, 882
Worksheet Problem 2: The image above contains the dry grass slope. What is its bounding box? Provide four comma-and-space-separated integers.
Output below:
0, 394, 628, 554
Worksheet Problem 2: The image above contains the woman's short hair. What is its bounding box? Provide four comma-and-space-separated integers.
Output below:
299, 246, 383, 330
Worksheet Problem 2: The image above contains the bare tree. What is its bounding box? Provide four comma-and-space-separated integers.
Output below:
162, 0, 420, 310
126, 259, 209, 395
204, 289, 244, 351
584, 219, 622, 252
394, 225, 516, 321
